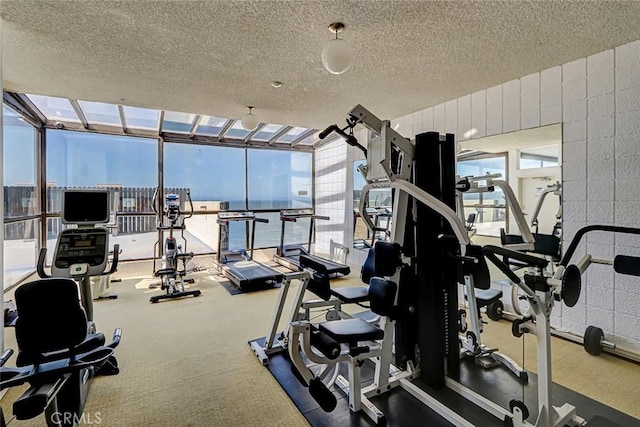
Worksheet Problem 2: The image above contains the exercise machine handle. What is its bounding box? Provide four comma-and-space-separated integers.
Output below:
104, 244, 120, 276
561, 225, 640, 266
151, 187, 159, 216
36, 247, 50, 279
108, 328, 122, 349
0, 349, 14, 367
184, 190, 194, 220
483, 245, 548, 269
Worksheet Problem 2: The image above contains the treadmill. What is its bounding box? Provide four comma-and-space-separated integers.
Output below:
274, 208, 351, 276
216, 211, 283, 290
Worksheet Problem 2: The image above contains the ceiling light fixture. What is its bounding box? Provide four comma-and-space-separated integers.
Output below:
241, 106, 259, 131
322, 22, 353, 75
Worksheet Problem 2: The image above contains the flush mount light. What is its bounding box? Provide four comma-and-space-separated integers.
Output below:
241, 106, 258, 131
322, 22, 353, 75
271, 81, 283, 88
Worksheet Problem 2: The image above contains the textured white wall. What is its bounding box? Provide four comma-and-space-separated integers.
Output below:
314, 39, 640, 353
313, 139, 349, 258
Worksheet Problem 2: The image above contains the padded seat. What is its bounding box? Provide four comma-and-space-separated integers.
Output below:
319, 318, 384, 343
330, 286, 369, 304
474, 288, 502, 308
155, 268, 176, 277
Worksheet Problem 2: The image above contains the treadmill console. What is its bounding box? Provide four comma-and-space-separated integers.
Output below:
280, 209, 314, 219
52, 228, 109, 277
217, 211, 256, 223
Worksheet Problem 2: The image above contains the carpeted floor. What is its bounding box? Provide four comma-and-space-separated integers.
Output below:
1, 253, 639, 426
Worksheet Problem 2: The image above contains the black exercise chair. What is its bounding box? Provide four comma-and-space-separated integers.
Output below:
0, 278, 121, 426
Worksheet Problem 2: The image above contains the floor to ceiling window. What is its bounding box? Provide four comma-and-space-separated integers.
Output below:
247, 149, 312, 249
3, 106, 39, 289
46, 130, 158, 260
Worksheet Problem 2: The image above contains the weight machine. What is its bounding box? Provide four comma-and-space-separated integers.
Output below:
290, 105, 615, 426
150, 189, 201, 303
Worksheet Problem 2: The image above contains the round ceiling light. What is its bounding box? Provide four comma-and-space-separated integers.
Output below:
322, 22, 353, 75
241, 106, 259, 131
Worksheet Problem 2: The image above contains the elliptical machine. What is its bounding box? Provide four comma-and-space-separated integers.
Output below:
0, 189, 122, 427
150, 188, 201, 303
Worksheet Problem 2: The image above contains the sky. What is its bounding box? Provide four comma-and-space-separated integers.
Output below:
4, 118, 312, 207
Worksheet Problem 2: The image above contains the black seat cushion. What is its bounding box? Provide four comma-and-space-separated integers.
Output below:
155, 268, 176, 277
474, 288, 503, 307
319, 318, 384, 343
15, 278, 88, 366
330, 286, 369, 304
369, 278, 397, 317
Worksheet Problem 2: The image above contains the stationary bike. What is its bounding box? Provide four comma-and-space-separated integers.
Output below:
0, 189, 122, 427
150, 188, 201, 303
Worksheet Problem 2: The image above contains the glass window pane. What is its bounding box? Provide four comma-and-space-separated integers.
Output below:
196, 116, 228, 136
247, 149, 312, 210
277, 127, 309, 143
26, 94, 80, 122
252, 211, 311, 249
164, 143, 246, 253
251, 124, 285, 142
122, 106, 160, 130
46, 130, 158, 260
4, 107, 38, 218
162, 111, 198, 133
295, 130, 319, 145
164, 143, 246, 210
78, 100, 122, 126
520, 145, 560, 169
224, 121, 251, 139
5, 219, 39, 290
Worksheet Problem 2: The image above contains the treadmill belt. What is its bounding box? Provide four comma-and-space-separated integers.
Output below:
222, 260, 283, 292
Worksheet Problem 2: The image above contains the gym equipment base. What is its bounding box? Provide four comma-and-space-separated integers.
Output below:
258, 342, 637, 426
150, 289, 201, 303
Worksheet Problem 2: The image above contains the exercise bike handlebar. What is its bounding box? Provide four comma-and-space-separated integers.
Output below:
36, 243, 120, 279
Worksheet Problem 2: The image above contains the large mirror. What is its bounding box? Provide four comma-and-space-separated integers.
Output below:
351, 124, 562, 252
458, 124, 562, 247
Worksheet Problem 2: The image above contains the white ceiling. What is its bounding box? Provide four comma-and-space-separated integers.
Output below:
3, 1, 640, 130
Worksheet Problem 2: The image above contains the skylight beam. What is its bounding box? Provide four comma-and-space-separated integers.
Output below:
290, 128, 317, 146
69, 99, 89, 129
188, 114, 202, 138
118, 105, 128, 133
268, 126, 293, 146
243, 123, 266, 143
217, 119, 236, 140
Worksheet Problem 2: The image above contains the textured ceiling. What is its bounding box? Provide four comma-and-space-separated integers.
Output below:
3, 1, 640, 130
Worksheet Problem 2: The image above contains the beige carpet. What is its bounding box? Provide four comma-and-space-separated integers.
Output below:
1, 256, 639, 426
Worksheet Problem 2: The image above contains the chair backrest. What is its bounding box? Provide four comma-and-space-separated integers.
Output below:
361, 248, 376, 285
15, 278, 88, 365
373, 241, 402, 277
369, 278, 397, 318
